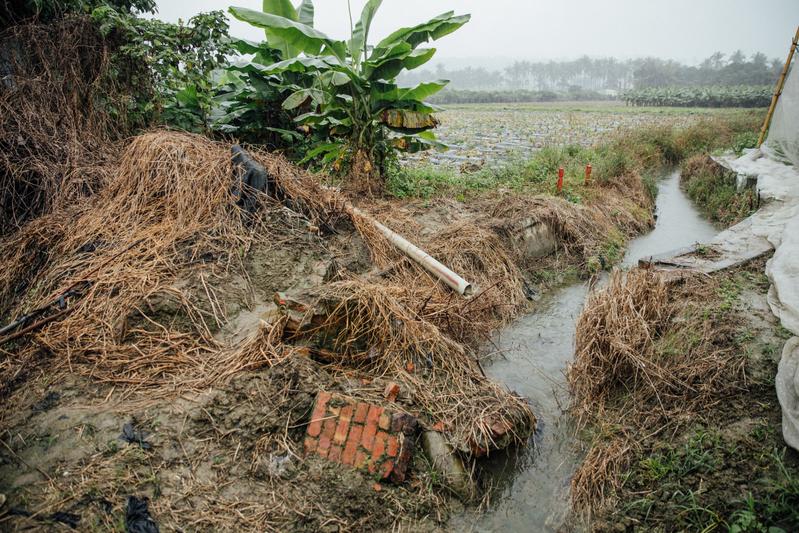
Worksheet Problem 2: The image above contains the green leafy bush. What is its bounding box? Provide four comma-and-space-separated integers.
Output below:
92, 7, 232, 131
224, 0, 469, 191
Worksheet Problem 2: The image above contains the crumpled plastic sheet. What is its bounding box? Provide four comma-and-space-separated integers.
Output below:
717, 148, 799, 450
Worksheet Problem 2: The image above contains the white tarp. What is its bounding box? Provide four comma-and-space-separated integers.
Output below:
718, 148, 799, 450
763, 58, 799, 167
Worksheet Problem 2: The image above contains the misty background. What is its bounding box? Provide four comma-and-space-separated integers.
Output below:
154, 0, 796, 95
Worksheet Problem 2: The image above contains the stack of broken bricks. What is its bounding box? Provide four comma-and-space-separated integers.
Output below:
303, 385, 417, 483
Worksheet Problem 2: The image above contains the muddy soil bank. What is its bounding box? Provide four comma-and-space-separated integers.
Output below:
0, 357, 452, 531
0, 182, 653, 532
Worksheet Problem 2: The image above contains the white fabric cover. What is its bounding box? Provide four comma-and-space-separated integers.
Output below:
764, 58, 799, 167
717, 148, 799, 451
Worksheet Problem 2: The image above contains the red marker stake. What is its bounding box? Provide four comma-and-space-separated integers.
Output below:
585, 163, 592, 185
557, 167, 564, 194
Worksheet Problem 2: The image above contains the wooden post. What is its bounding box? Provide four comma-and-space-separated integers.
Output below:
758, 25, 799, 147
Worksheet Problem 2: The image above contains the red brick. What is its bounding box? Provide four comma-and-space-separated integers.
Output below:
490, 418, 512, 438
340, 404, 354, 424
381, 459, 394, 479
354, 450, 369, 468
322, 418, 336, 440
333, 405, 354, 445
342, 425, 362, 466
318, 418, 336, 457
372, 431, 387, 461
361, 406, 383, 450
383, 382, 400, 402
378, 412, 391, 431
386, 435, 399, 458
303, 395, 419, 485
304, 436, 317, 454
307, 392, 332, 437
353, 403, 369, 424
329, 445, 343, 462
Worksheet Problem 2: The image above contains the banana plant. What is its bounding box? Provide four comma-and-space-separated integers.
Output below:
227, 0, 470, 190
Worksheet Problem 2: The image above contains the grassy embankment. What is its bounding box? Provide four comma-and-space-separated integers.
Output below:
388, 111, 761, 202
570, 261, 799, 532
386, 111, 761, 280
681, 150, 760, 226
562, 114, 796, 531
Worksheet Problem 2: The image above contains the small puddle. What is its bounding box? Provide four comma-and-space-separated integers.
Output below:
451, 171, 718, 531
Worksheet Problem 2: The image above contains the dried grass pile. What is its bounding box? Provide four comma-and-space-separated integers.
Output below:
489, 191, 652, 270
568, 268, 747, 513
1, 129, 535, 458
0, 16, 124, 233
301, 199, 536, 452
0, 131, 276, 393
361, 219, 527, 343
308, 277, 534, 453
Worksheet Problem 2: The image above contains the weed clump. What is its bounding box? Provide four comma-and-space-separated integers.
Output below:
681, 154, 758, 226
568, 262, 799, 531
0, 17, 133, 233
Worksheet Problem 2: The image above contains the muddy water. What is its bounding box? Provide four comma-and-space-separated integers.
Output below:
623, 171, 718, 266
451, 171, 718, 531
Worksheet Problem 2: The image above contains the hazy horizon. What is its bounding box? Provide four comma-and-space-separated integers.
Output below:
154, 0, 797, 66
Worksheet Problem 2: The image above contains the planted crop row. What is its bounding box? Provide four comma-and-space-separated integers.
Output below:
622, 86, 771, 107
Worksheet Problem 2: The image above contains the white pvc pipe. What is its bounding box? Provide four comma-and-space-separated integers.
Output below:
347, 205, 473, 296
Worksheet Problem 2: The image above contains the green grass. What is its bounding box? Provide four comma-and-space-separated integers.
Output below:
681, 157, 759, 227
584, 260, 799, 533
726, 449, 799, 533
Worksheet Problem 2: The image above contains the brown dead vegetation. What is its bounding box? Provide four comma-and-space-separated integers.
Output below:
0, 17, 126, 233
0, 120, 656, 529
0, 130, 545, 529
568, 267, 748, 516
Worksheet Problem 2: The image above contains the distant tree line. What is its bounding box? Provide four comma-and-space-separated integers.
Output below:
399, 51, 781, 94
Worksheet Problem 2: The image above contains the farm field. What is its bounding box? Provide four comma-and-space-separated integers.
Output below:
406, 101, 751, 168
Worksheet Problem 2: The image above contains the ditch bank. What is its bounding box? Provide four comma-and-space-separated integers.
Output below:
570, 150, 799, 531
451, 169, 720, 532
0, 131, 654, 531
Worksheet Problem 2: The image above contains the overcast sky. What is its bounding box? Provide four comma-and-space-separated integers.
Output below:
154, 0, 798, 66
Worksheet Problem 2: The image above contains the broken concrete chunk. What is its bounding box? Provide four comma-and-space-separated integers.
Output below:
421, 430, 475, 500
516, 218, 557, 259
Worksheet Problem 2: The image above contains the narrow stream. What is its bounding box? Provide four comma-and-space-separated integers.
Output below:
451, 171, 718, 531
